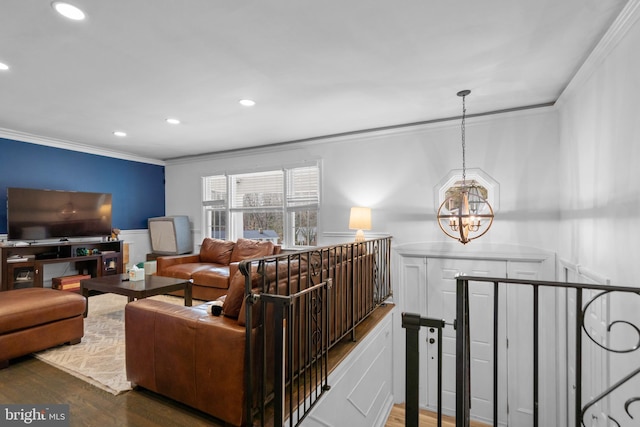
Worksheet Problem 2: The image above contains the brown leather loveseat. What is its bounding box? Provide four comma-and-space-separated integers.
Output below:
155, 237, 281, 300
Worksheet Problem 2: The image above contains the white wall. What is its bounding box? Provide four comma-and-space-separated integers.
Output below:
119, 229, 152, 269
557, 2, 640, 287
557, 2, 640, 424
165, 107, 560, 253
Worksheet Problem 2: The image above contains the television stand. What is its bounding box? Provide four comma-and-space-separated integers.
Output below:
0, 240, 123, 291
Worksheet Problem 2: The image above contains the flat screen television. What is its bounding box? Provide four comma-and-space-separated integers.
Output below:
148, 215, 193, 255
7, 187, 113, 241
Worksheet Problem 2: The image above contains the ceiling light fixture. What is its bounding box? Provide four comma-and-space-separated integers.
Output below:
166, 118, 180, 125
113, 131, 127, 137
0, 62, 9, 71
52, 2, 86, 21
239, 99, 256, 107
436, 90, 494, 244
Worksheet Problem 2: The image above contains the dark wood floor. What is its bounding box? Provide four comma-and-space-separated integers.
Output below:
0, 355, 225, 426
0, 304, 395, 427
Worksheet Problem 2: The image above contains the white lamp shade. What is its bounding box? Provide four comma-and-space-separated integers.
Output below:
349, 207, 372, 231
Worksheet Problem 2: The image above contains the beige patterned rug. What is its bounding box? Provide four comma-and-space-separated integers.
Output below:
34, 293, 196, 395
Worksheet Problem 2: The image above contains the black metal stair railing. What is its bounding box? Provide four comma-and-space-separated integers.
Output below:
453, 276, 640, 427
260, 279, 333, 427
241, 236, 392, 427
402, 275, 640, 427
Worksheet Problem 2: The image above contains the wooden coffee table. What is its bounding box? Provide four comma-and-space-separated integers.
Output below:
80, 274, 192, 316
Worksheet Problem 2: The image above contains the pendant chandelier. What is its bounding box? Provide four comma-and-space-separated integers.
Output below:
437, 90, 494, 244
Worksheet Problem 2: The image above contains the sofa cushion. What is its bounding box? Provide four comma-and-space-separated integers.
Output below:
199, 238, 235, 265
161, 263, 215, 280
230, 238, 275, 263
191, 266, 231, 289
0, 288, 86, 335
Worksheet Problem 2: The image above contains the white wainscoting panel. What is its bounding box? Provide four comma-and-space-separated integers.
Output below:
298, 308, 395, 427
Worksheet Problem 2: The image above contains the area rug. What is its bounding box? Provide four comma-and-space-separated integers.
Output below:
33, 293, 198, 395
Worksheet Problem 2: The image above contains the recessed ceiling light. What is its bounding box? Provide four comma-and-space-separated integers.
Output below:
239, 99, 256, 107
113, 131, 127, 137
0, 62, 9, 71
166, 118, 180, 125
52, 2, 86, 21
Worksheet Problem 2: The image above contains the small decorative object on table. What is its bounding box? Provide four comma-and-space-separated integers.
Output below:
110, 228, 121, 241
128, 265, 145, 281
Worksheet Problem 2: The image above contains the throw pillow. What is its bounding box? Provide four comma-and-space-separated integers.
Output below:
222, 271, 246, 319
199, 238, 235, 265
230, 238, 274, 263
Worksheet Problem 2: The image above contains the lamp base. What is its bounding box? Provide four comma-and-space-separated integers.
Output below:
354, 229, 365, 243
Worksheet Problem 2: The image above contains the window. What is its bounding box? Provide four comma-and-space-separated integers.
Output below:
434, 168, 500, 213
202, 163, 319, 247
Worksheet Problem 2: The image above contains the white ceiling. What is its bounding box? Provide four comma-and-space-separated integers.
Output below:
0, 0, 628, 161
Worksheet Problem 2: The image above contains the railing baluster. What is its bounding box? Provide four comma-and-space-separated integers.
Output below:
575, 288, 582, 427
456, 277, 471, 427
274, 296, 287, 427
403, 313, 421, 427
493, 281, 499, 427
533, 284, 539, 427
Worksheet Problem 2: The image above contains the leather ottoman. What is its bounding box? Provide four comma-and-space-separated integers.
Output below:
0, 288, 86, 369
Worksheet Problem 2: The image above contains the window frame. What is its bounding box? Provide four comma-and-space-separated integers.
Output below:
202, 161, 320, 248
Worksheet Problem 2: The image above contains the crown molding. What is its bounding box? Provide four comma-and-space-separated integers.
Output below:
0, 127, 165, 166
166, 103, 555, 165
557, 0, 640, 106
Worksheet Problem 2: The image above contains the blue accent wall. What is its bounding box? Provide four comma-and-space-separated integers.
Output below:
0, 138, 165, 234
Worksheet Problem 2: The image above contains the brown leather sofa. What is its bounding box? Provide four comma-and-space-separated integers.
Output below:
125, 265, 271, 426
126, 298, 257, 426
126, 246, 375, 426
0, 288, 86, 368
155, 237, 281, 301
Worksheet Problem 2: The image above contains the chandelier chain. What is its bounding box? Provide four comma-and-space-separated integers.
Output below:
461, 93, 467, 185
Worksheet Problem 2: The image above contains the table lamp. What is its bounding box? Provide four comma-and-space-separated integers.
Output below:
349, 207, 371, 242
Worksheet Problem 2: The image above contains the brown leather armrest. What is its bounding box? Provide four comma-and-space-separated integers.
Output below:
156, 254, 201, 272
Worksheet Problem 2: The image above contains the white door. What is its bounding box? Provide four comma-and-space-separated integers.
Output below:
425, 258, 508, 425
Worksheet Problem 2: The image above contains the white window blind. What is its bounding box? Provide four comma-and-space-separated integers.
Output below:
287, 165, 319, 208
203, 175, 227, 207
232, 170, 283, 209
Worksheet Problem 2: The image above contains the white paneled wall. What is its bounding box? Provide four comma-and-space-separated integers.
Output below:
298, 309, 395, 427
